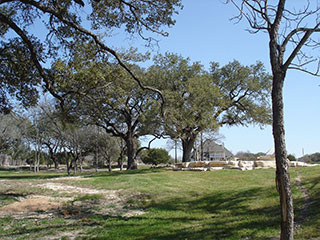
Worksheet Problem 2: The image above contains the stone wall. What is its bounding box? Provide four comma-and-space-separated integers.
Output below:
173, 160, 316, 171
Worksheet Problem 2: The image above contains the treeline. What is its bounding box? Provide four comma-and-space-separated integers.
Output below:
0, 52, 273, 172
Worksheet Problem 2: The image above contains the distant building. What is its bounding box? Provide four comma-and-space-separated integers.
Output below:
192, 139, 233, 161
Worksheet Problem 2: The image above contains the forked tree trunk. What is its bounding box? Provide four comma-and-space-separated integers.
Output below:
48, 146, 59, 169
272, 72, 294, 240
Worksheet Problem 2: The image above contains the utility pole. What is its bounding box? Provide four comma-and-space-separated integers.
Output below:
95, 125, 99, 172
174, 139, 177, 163
200, 131, 203, 161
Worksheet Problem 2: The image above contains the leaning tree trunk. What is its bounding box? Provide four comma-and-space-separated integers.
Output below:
181, 137, 196, 162
272, 72, 294, 240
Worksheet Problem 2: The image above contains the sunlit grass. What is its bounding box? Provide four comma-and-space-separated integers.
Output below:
80, 168, 281, 239
292, 166, 320, 239
0, 166, 319, 239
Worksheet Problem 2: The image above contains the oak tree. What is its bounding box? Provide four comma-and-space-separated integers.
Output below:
148, 53, 272, 162
51, 50, 162, 170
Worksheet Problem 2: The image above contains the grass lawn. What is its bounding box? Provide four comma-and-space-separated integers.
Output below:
0, 166, 319, 239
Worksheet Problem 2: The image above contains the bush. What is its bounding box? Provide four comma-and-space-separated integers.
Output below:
287, 154, 296, 161
141, 148, 170, 166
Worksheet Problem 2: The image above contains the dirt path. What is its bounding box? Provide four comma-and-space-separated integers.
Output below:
294, 172, 311, 230
0, 176, 145, 219
0, 176, 146, 239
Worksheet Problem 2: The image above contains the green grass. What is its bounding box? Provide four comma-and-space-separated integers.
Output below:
80, 168, 281, 239
292, 167, 320, 239
0, 166, 319, 239
0, 169, 67, 179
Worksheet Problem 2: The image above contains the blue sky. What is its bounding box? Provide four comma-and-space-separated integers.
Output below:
129, 0, 319, 158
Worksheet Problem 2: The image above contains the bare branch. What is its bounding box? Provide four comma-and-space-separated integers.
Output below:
288, 61, 320, 76
282, 26, 320, 50
283, 23, 320, 71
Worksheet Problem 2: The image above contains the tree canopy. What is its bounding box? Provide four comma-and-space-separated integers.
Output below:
148, 53, 272, 162
50, 47, 162, 169
0, 0, 182, 112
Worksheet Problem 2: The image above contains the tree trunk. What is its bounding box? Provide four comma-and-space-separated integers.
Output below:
48, 147, 59, 169
65, 150, 71, 176
272, 72, 294, 240
53, 157, 59, 169
118, 139, 124, 170
108, 158, 112, 172
126, 136, 137, 170
79, 154, 83, 173
182, 137, 196, 162
36, 152, 40, 172
118, 156, 123, 171
73, 158, 77, 174
34, 150, 37, 173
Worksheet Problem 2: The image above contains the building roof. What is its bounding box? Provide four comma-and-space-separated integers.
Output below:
202, 139, 233, 157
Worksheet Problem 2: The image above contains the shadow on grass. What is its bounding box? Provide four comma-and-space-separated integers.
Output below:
0, 167, 161, 180
0, 192, 26, 200
0, 174, 67, 180
296, 175, 320, 219
82, 168, 163, 179
0, 192, 26, 207
0, 186, 281, 240
293, 173, 320, 239
81, 187, 281, 240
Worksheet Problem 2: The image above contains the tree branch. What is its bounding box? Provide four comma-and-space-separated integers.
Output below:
20, 0, 165, 103
281, 26, 320, 50
283, 23, 320, 71
0, 12, 65, 107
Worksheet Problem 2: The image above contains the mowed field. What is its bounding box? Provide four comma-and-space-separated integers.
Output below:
0, 166, 319, 240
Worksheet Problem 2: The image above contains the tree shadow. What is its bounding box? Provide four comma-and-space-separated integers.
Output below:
76, 187, 281, 239
0, 174, 66, 180
296, 175, 320, 218
82, 168, 163, 178
0, 192, 26, 203
0, 186, 281, 240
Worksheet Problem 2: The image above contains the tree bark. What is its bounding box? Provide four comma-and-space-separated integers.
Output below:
126, 135, 137, 170
65, 150, 71, 176
48, 146, 59, 169
118, 138, 124, 170
182, 137, 196, 162
272, 72, 294, 240
108, 158, 112, 172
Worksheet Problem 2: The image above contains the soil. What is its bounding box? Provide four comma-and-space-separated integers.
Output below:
0, 174, 146, 239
